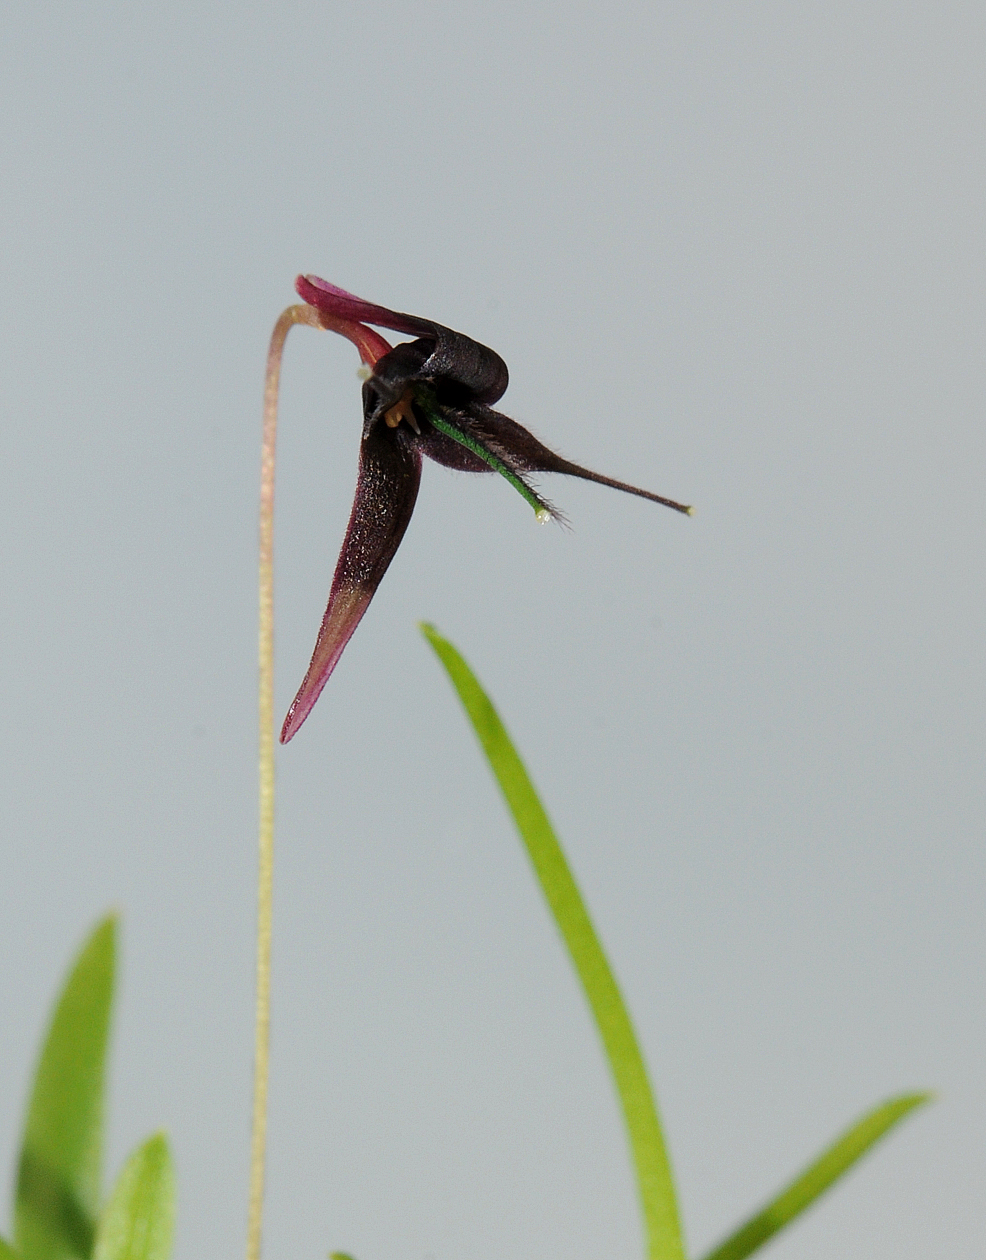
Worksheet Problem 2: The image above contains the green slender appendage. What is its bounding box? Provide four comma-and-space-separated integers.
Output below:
414, 397, 553, 521
699, 1093, 931, 1260
421, 624, 684, 1260
91, 1135, 175, 1260
16, 918, 117, 1260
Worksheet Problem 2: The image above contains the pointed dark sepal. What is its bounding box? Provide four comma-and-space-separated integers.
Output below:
280, 427, 422, 742
462, 405, 693, 515
297, 275, 509, 406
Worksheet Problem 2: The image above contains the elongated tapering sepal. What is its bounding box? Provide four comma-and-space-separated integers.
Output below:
281, 427, 422, 741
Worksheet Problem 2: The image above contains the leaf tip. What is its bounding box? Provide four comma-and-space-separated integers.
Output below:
892, 1090, 935, 1112
95, 911, 119, 945
418, 621, 443, 647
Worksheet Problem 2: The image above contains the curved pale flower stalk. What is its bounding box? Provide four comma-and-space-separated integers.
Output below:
249, 303, 388, 1260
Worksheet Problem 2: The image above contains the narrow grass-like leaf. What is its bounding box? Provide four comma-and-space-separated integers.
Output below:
421, 624, 684, 1260
91, 1135, 175, 1260
699, 1093, 931, 1260
16, 917, 116, 1260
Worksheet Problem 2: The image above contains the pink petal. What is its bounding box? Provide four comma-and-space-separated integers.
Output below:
296, 274, 434, 340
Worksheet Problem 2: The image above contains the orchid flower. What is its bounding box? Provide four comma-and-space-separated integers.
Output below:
276, 275, 691, 742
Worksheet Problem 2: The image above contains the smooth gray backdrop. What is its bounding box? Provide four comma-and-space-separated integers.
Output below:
1, 2, 982, 1258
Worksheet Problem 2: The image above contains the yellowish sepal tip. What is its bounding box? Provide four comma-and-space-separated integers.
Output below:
356, 363, 372, 381
684, 505, 695, 516
535, 508, 552, 524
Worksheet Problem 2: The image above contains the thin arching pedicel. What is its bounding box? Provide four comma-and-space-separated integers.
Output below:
250, 305, 316, 1260
250, 303, 390, 1260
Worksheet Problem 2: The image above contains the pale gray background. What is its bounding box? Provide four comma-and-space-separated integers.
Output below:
0, 2, 982, 1258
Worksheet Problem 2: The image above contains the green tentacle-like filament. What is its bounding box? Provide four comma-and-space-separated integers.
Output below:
416, 398, 552, 522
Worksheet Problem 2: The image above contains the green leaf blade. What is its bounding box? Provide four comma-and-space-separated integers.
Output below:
421, 624, 684, 1260
92, 1135, 175, 1260
16, 917, 117, 1260
699, 1092, 931, 1260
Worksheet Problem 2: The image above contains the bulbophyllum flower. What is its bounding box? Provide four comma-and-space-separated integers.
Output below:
279, 275, 691, 742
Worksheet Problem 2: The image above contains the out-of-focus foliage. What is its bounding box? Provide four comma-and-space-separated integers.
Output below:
91, 1135, 175, 1260
5, 920, 174, 1260
423, 624, 929, 1260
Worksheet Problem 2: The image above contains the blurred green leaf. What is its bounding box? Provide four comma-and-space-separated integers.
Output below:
91, 1135, 174, 1260
16, 917, 116, 1260
699, 1093, 931, 1260
421, 624, 684, 1260
0, 1237, 22, 1260
329, 1253, 357, 1260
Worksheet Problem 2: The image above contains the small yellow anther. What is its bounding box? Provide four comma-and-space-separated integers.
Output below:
382, 386, 422, 435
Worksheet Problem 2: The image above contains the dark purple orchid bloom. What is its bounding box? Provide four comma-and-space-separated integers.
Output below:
280, 275, 691, 742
